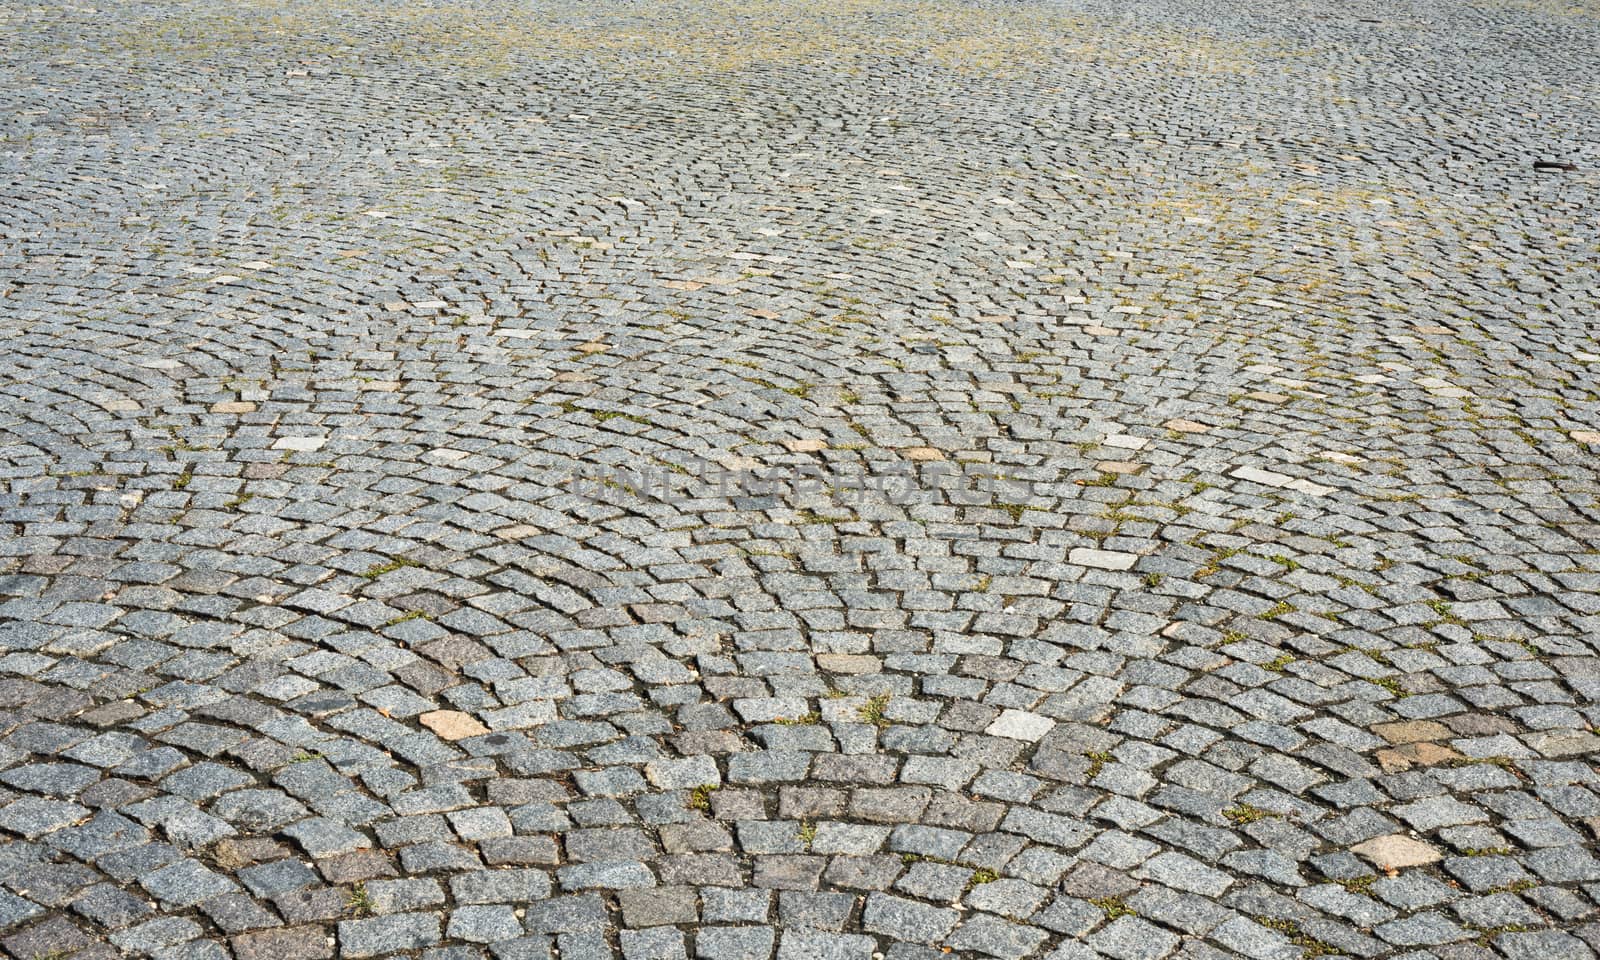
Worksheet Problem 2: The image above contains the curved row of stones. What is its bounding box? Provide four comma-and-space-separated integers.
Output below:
3, 1, 1599, 959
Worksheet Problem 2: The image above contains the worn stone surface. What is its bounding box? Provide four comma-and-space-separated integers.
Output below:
0, 0, 1598, 958
1352, 835, 1445, 872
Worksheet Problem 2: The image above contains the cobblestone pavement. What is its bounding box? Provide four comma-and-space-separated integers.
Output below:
3, 0, 1600, 958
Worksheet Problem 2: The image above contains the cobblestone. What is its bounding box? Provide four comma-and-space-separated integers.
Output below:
1, 0, 1598, 958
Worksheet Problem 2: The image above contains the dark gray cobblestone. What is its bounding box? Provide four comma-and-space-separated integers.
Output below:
2, 0, 1600, 957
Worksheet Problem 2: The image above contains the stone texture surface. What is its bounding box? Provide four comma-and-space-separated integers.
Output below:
1352, 835, 1446, 872
0, 1, 1598, 959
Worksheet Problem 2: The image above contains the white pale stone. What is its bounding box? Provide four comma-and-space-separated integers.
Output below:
1231, 465, 1292, 487
1070, 548, 1138, 571
986, 709, 1057, 742
1287, 478, 1334, 497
